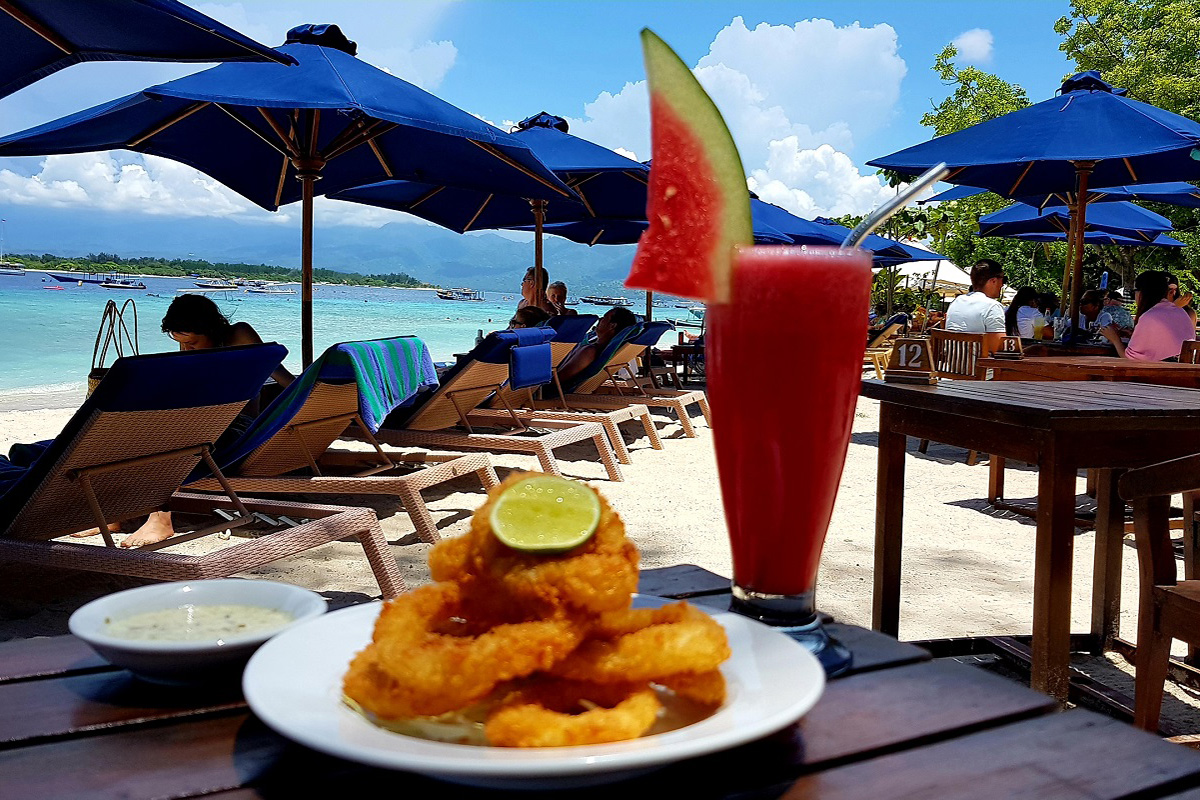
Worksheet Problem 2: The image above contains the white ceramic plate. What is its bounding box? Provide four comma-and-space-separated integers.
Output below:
243, 598, 824, 789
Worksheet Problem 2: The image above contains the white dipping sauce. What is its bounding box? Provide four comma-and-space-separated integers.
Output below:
105, 604, 294, 642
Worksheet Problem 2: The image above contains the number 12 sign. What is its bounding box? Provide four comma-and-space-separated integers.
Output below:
884, 338, 937, 384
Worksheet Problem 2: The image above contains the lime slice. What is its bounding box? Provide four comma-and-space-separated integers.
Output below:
489, 475, 601, 553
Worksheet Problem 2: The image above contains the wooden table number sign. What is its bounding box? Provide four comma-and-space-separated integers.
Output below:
991, 336, 1025, 360
884, 338, 937, 384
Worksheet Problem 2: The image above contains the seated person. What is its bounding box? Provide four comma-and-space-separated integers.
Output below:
517, 266, 556, 315
945, 259, 1006, 351
1099, 270, 1195, 361
74, 295, 292, 548
546, 281, 578, 316
1098, 289, 1134, 337
1005, 286, 1042, 337
508, 306, 550, 329
556, 307, 637, 386
1077, 289, 1106, 333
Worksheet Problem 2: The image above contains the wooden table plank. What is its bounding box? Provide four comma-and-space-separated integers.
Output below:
982, 356, 1200, 390
0, 636, 110, 683
0, 671, 243, 746
781, 709, 1200, 799
0, 659, 1056, 800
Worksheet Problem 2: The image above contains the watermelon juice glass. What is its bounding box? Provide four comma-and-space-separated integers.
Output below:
706, 245, 872, 675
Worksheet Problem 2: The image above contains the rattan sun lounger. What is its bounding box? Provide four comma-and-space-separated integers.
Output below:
470, 316, 663, 464
0, 346, 404, 597
373, 329, 624, 481
534, 321, 711, 437
186, 339, 499, 543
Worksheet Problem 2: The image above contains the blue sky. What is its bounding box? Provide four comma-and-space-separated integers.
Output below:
0, 1, 1076, 237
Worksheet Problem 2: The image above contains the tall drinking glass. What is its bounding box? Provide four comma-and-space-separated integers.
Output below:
706, 245, 872, 675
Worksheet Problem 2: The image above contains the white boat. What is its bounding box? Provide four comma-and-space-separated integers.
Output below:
194, 278, 238, 289
100, 278, 146, 290
246, 286, 296, 295
436, 287, 485, 301
579, 295, 633, 307
0, 261, 24, 276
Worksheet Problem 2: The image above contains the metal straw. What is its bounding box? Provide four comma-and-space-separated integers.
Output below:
841, 163, 950, 250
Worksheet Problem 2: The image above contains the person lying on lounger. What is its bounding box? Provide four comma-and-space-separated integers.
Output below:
556, 307, 637, 386
77, 295, 293, 548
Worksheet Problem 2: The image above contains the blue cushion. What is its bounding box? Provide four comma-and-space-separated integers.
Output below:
546, 314, 598, 344
510, 342, 553, 389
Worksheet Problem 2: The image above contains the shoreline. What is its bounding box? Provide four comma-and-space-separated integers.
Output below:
0, 383, 86, 412
20, 266, 437, 292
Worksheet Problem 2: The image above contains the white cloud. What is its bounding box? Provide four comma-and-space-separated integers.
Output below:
567, 17, 906, 218
748, 142, 895, 219
952, 28, 994, 65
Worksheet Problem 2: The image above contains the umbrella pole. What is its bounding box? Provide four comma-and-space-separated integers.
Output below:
1067, 161, 1095, 334
532, 199, 546, 274
646, 291, 653, 321
301, 176, 315, 367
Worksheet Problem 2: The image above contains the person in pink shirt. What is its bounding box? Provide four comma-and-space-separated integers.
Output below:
1099, 270, 1195, 361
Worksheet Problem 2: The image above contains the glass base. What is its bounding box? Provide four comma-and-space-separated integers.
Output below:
730, 586, 853, 677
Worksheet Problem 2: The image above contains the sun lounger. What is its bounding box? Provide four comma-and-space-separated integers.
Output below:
0, 345, 404, 597
470, 316, 663, 464
373, 329, 624, 481
864, 322, 903, 379
185, 337, 499, 544
537, 321, 711, 437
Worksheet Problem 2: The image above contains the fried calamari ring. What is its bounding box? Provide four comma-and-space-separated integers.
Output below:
344, 583, 583, 719
429, 472, 639, 617
655, 670, 726, 707
550, 602, 730, 683
485, 680, 662, 747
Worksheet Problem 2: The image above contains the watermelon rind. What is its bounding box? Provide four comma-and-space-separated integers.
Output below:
630, 28, 753, 304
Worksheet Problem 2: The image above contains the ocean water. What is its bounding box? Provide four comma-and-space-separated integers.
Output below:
0, 270, 574, 394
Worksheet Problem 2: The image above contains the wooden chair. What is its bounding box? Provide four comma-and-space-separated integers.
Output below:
1180, 340, 1200, 364
918, 330, 992, 465
864, 323, 903, 379
1118, 453, 1200, 732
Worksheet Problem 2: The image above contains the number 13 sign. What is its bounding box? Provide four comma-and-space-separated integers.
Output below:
884, 338, 937, 384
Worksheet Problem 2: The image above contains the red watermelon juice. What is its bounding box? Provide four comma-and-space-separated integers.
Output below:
707, 246, 871, 617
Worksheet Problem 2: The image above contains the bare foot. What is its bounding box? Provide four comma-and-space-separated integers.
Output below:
119, 511, 175, 548
71, 523, 122, 538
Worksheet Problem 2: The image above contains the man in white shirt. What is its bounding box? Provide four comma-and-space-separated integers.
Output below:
945, 259, 1006, 351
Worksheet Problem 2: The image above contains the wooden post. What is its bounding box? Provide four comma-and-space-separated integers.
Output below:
300, 175, 315, 367
531, 199, 546, 274
1067, 162, 1095, 332
646, 291, 653, 321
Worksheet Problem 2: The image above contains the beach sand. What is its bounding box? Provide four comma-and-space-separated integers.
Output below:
3, 387, 1199, 730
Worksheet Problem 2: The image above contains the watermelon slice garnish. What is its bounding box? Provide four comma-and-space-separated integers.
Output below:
625, 29, 754, 304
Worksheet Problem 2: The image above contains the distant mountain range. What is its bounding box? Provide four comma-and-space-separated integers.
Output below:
2, 206, 639, 295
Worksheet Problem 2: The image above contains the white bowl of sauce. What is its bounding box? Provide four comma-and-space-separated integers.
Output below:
69, 579, 326, 684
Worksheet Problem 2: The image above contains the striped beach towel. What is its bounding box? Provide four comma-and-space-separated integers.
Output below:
209, 336, 437, 473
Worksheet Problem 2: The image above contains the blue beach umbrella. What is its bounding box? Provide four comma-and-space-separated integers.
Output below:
333, 112, 647, 274
922, 181, 1200, 209
868, 71, 1200, 322
1, 0, 295, 98
0, 25, 574, 365
978, 201, 1174, 242
513, 215, 793, 246
1008, 230, 1185, 248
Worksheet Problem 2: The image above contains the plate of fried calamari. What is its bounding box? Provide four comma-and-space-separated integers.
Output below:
243, 475, 825, 788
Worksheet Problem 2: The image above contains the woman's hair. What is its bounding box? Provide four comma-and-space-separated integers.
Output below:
1134, 270, 1170, 316
509, 306, 550, 328
1037, 292, 1058, 315
1005, 286, 1040, 335
161, 294, 233, 339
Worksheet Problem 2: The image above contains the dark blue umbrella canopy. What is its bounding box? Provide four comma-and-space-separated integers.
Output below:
1009, 230, 1185, 247
331, 112, 646, 232
923, 181, 1200, 209
512, 215, 793, 246
0, 0, 295, 98
978, 201, 1174, 241
0, 29, 574, 211
869, 72, 1200, 195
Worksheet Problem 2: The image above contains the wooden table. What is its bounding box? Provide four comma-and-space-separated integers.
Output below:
5, 565, 1200, 799
981, 356, 1200, 389
1021, 340, 1117, 358
861, 378, 1200, 701
664, 343, 705, 384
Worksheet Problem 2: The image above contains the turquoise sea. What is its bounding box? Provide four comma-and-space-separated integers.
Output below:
0, 270, 591, 396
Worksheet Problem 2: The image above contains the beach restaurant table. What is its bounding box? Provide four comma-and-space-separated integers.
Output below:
1021, 340, 1117, 358
980, 355, 1200, 389
861, 378, 1200, 702
7, 566, 1200, 798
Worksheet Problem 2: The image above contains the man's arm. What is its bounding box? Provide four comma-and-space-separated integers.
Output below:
982, 303, 1006, 353
1098, 324, 1128, 357
556, 343, 598, 384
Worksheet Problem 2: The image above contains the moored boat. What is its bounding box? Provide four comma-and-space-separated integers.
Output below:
100, 278, 146, 290
579, 295, 633, 307
0, 261, 24, 276
436, 287, 485, 301
194, 278, 238, 289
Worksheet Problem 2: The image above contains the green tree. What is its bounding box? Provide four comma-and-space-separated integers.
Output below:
920, 45, 1031, 135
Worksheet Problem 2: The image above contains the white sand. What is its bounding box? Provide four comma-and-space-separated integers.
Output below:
3, 389, 1199, 729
